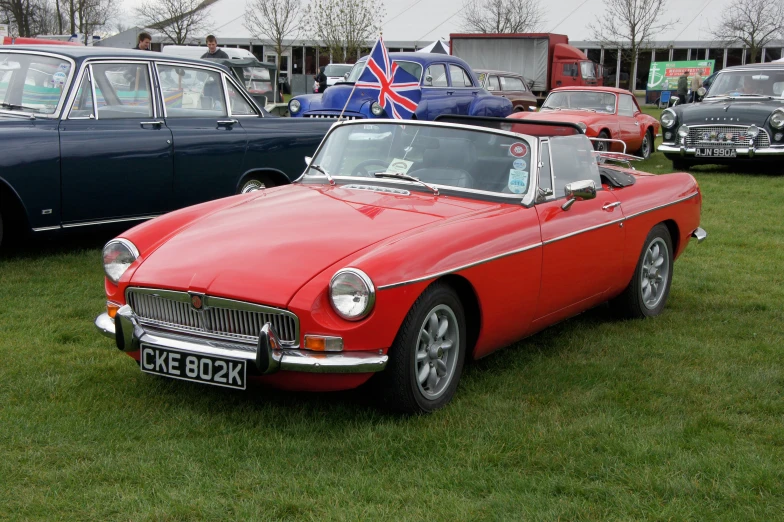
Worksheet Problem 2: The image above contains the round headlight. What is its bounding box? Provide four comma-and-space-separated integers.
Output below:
697, 87, 707, 97
747, 124, 760, 138
289, 99, 301, 114
770, 111, 784, 129
576, 121, 587, 133
661, 109, 677, 128
370, 102, 384, 116
329, 268, 375, 321
103, 239, 139, 284
677, 125, 690, 138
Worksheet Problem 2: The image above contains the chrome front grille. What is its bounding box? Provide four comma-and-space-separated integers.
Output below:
686, 125, 771, 148
304, 114, 361, 119
126, 288, 299, 346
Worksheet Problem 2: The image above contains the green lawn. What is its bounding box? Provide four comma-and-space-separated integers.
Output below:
1, 123, 783, 519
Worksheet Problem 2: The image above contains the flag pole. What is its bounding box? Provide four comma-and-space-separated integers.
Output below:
339, 32, 381, 122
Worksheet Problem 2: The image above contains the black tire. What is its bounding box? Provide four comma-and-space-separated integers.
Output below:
638, 129, 653, 159
238, 175, 274, 194
0, 206, 4, 249
379, 282, 467, 414
610, 224, 674, 319
594, 130, 610, 152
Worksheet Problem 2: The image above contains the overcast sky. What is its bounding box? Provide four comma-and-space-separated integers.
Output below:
119, 0, 737, 43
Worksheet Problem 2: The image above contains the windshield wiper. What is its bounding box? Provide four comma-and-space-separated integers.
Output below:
571, 107, 597, 113
307, 163, 335, 185
540, 106, 560, 111
0, 102, 41, 113
373, 172, 439, 196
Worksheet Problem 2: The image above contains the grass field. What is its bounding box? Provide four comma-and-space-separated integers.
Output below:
1, 109, 783, 520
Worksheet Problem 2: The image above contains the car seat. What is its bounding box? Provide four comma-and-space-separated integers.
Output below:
408, 139, 476, 189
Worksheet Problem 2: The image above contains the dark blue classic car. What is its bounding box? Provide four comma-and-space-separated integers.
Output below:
0, 46, 332, 247
289, 53, 513, 120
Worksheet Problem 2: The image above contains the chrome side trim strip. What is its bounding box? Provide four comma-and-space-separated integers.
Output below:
623, 192, 699, 220
542, 217, 625, 245
61, 215, 160, 228
32, 225, 62, 232
377, 242, 542, 290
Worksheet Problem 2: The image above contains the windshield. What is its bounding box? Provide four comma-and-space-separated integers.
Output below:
581, 61, 596, 80
707, 70, 784, 98
234, 66, 273, 94
344, 59, 424, 84
305, 123, 534, 195
0, 52, 72, 115
542, 91, 616, 113
325, 64, 353, 77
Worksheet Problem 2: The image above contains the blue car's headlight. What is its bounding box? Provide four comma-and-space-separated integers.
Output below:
370, 102, 384, 116
289, 99, 301, 114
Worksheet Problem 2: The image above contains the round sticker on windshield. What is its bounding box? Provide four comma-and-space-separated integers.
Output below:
52, 71, 67, 86
509, 142, 528, 158
513, 159, 527, 170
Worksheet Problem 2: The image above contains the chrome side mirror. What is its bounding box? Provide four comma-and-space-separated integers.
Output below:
425, 74, 433, 86
343, 72, 349, 80
527, 106, 536, 111
304, 156, 312, 166
561, 180, 597, 210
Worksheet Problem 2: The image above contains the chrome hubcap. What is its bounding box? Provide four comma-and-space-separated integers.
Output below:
241, 180, 265, 193
642, 135, 650, 157
415, 304, 459, 400
641, 237, 670, 309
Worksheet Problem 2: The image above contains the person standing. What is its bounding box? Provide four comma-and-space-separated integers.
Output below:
315, 66, 328, 93
132, 32, 152, 51
690, 71, 703, 102
201, 35, 230, 59
677, 71, 688, 105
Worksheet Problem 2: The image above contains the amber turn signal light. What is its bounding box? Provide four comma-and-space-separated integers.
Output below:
303, 335, 344, 352
107, 301, 122, 319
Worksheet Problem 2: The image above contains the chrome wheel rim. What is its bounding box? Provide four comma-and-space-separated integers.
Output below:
240, 180, 265, 193
641, 237, 670, 309
415, 304, 459, 400
642, 134, 650, 158
595, 140, 607, 152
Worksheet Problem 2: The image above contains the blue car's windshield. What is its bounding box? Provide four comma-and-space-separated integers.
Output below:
345, 58, 423, 84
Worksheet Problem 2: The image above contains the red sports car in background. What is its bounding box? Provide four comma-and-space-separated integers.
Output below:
511, 87, 660, 159
95, 117, 704, 414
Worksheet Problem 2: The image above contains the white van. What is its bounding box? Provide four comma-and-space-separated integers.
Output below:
161, 45, 256, 60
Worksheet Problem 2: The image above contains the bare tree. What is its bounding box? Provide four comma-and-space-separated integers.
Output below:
244, 0, 302, 85
461, 0, 544, 33
590, 0, 673, 90
305, 0, 385, 63
712, 0, 784, 64
135, 0, 212, 45
0, 0, 68, 36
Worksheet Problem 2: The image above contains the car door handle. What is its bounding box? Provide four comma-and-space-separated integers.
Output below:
446, 90, 454, 95
140, 120, 164, 127
217, 119, 239, 126
602, 202, 621, 211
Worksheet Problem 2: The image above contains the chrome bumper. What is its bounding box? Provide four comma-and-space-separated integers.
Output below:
691, 227, 707, 243
94, 306, 387, 374
659, 143, 784, 157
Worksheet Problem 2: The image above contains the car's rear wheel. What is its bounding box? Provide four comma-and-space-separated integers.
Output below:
610, 224, 673, 319
238, 175, 273, 194
594, 130, 610, 152
380, 282, 466, 413
638, 129, 653, 159
0, 206, 4, 249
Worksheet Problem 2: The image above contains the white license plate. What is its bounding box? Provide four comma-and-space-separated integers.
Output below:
140, 345, 247, 390
695, 148, 737, 158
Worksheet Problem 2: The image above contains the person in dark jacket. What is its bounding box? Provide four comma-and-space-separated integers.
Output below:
132, 32, 152, 51
315, 66, 328, 93
201, 35, 230, 59
677, 71, 688, 105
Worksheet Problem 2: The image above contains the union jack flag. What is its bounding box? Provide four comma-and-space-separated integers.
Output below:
356, 36, 421, 119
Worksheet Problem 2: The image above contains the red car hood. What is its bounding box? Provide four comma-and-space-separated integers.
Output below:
129, 184, 488, 308
512, 109, 601, 123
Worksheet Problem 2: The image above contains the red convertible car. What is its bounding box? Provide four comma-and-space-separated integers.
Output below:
95, 117, 705, 413
511, 87, 660, 159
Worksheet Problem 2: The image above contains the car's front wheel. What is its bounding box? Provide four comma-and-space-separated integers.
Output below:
610, 224, 674, 319
594, 130, 610, 152
638, 129, 653, 159
380, 282, 466, 413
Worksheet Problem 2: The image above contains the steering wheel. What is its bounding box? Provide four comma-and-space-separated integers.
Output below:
351, 159, 390, 177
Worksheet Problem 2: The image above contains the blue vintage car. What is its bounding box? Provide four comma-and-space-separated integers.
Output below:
289, 53, 513, 120
0, 46, 332, 248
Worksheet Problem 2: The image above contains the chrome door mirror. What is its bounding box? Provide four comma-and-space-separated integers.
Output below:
425, 74, 433, 86
304, 156, 312, 166
561, 180, 597, 210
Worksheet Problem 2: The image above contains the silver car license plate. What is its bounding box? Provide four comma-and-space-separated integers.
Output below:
140, 344, 247, 390
695, 148, 737, 158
